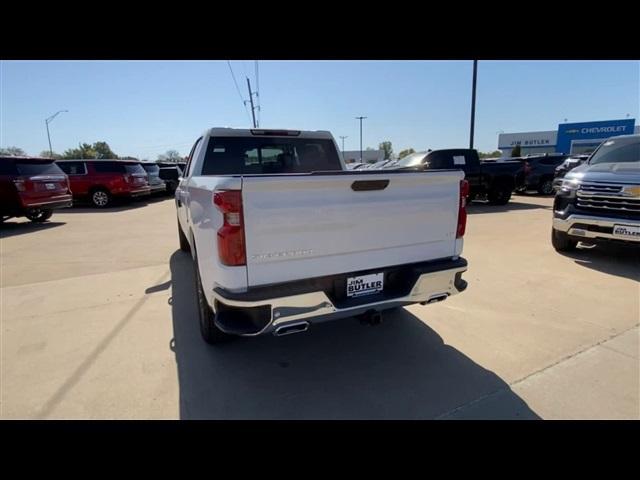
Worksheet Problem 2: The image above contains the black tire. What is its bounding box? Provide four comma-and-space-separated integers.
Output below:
193, 255, 232, 345
487, 186, 512, 205
538, 179, 554, 195
178, 218, 190, 252
25, 208, 53, 222
551, 228, 578, 252
90, 188, 111, 208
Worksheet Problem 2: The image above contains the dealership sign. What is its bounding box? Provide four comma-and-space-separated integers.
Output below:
498, 131, 557, 150
556, 119, 635, 154
510, 138, 551, 146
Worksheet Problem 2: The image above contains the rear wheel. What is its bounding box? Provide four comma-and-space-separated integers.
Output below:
538, 179, 554, 195
193, 256, 232, 345
551, 228, 577, 252
25, 208, 53, 222
90, 188, 111, 208
487, 186, 512, 205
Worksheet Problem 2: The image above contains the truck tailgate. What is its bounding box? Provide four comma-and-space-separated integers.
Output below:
242, 170, 463, 286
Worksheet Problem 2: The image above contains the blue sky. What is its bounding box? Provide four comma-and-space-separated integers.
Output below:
1, 60, 638, 159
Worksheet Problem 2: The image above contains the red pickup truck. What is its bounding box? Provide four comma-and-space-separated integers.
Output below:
0, 156, 73, 222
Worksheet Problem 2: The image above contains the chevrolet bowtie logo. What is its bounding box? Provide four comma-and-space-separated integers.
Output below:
622, 186, 640, 197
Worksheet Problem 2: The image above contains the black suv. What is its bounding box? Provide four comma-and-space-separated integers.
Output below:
516, 154, 569, 195
156, 162, 183, 194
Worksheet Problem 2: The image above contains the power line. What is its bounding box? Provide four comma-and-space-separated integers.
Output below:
227, 61, 252, 124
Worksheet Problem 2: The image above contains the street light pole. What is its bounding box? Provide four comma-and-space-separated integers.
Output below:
356, 116, 366, 162
339, 136, 348, 155
469, 60, 477, 149
45, 110, 68, 157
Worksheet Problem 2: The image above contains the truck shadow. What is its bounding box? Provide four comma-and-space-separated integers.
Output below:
560, 244, 640, 282
0, 220, 66, 239
467, 200, 551, 215
62, 195, 172, 213
168, 251, 540, 420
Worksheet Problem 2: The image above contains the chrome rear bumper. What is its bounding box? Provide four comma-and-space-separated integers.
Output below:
210, 261, 468, 336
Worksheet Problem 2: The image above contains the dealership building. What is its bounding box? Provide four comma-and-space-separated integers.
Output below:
497, 119, 638, 158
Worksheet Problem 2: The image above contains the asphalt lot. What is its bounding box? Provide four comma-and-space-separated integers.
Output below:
1, 194, 638, 419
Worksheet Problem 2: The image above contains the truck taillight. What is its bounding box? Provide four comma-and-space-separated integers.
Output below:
123, 174, 132, 183
457, 179, 469, 238
213, 190, 246, 266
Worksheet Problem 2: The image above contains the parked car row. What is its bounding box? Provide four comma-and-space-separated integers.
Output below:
57, 159, 183, 208
1, 157, 184, 223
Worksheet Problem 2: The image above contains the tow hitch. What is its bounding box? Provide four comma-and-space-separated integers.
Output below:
358, 310, 383, 326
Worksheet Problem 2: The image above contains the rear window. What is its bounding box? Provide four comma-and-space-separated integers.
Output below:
201, 137, 342, 175
159, 167, 179, 180
93, 161, 124, 173
92, 162, 145, 174
58, 161, 86, 175
16, 162, 65, 176
0, 160, 17, 175
141, 164, 160, 174
125, 164, 146, 174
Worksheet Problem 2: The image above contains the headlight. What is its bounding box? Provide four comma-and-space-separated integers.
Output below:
561, 178, 580, 191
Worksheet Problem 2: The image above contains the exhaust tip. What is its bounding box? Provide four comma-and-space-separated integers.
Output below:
421, 294, 449, 305
274, 321, 309, 337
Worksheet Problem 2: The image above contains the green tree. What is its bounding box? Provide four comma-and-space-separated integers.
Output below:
478, 150, 503, 159
397, 148, 416, 159
63, 143, 95, 159
40, 150, 62, 159
511, 145, 522, 157
0, 146, 26, 156
61, 141, 117, 160
93, 141, 118, 159
379, 141, 393, 160
157, 149, 182, 162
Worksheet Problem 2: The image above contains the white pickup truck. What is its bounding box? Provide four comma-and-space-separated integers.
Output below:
176, 128, 469, 344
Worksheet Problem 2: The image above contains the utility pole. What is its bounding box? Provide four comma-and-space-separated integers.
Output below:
246, 78, 257, 128
339, 136, 348, 154
356, 116, 367, 162
469, 60, 477, 149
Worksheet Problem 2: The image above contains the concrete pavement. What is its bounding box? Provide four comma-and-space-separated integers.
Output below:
1, 194, 638, 419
